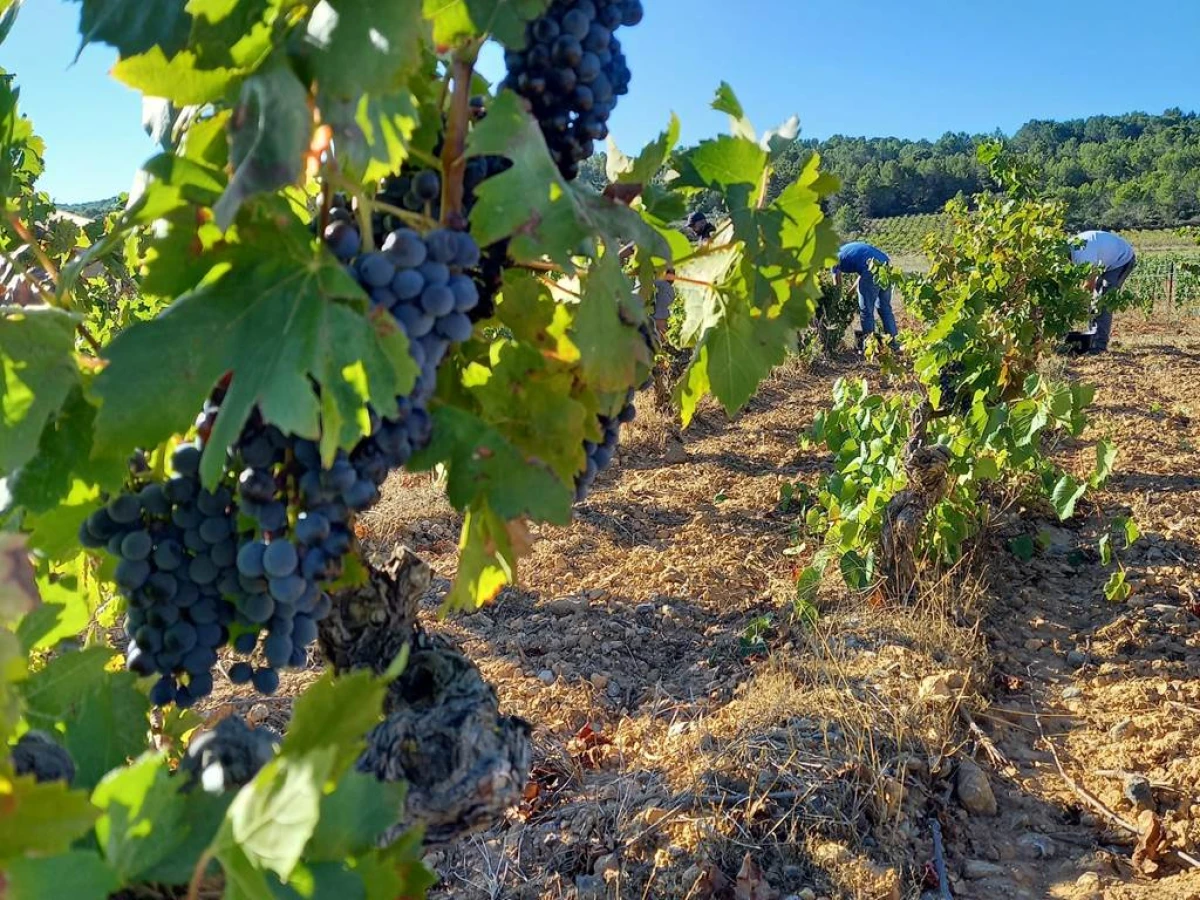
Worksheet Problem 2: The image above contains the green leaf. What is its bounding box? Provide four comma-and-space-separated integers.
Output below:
0, 774, 99, 858
1, 849, 119, 900
412, 405, 572, 524
7, 386, 126, 516
710, 82, 755, 141
94, 242, 415, 487
222, 748, 337, 881
1103, 569, 1130, 604
218, 838, 280, 900
274, 861, 367, 900
1049, 473, 1086, 521
1090, 438, 1116, 488
467, 91, 666, 267
1008, 534, 1035, 562
447, 500, 518, 608
606, 114, 680, 186
424, 0, 550, 49
1121, 516, 1141, 547
214, 61, 310, 230
343, 91, 421, 185
112, 46, 241, 105
70, 0, 191, 59
0, 0, 24, 46
307, 769, 406, 861
361, 832, 437, 898
678, 304, 793, 426
1098, 533, 1113, 566
837, 550, 871, 590
571, 252, 651, 393
64, 670, 150, 791
675, 135, 768, 209
281, 669, 387, 768
19, 645, 112, 730
303, 0, 424, 103
0, 306, 80, 476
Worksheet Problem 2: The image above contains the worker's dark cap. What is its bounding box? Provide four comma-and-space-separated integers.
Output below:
686, 211, 707, 227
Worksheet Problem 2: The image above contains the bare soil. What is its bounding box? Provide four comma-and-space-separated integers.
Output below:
343, 310, 1198, 898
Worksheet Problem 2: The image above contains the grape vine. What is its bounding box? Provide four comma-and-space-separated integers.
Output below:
0, 2, 839, 895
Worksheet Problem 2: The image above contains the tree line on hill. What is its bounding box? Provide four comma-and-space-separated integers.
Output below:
582, 109, 1200, 233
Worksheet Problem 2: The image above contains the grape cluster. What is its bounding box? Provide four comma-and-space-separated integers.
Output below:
11, 730, 76, 784
80, 443, 242, 708
575, 387, 637, 501
180, 715, 280, 794
503, 0, 642, 180
574, 324, 654, 501
374, 157, 511, 322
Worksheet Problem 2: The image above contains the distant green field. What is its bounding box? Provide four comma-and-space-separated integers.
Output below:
858, 214, 1199, 259
855, 215, 1200, 308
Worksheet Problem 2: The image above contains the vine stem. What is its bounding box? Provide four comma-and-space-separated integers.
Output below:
5, 211, 104, 355
441, 42, 482, 224
368, 198, 438, 232
186, 848, 215, 900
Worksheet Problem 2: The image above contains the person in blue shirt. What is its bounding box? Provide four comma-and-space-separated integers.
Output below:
833, 241, 897, 350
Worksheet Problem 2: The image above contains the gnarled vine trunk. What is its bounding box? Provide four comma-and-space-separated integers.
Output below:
879, 401, 953, 604
319, 547, 532, 846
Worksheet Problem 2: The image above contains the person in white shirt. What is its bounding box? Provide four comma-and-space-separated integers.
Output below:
1069, 230, 1137, 353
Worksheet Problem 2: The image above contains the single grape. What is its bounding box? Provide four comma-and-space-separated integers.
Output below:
107, 493, 142, 525
150, 676, 176, 706
262, 541, 298, 578
324, 220, 361, 261
233, 632, 259, 655
358, 252, 395, 289
268, 574, 306, 605
188, 671, 214, 699
242, 593, 275, 624
252, 667, 280, 696
189, 555, 218, 586
264, 633, 293, 669
238, 468, 275, 504
171, 444, 202, 477
420, 284, 455, 317
199, 516, 231, 545
189, 597, 220, 625
413, 170, 441, 202
228, 661, 254, 684
116, 559, 151, 591
295, 512, 331, 545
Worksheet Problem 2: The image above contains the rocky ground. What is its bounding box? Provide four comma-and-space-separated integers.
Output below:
333, 310, 1200, 899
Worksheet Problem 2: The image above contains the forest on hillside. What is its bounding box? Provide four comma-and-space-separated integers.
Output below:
583, 109, 1200, 231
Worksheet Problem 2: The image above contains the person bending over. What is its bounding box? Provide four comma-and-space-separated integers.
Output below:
1068, 230, 1136, 354
833, 241, 897, 351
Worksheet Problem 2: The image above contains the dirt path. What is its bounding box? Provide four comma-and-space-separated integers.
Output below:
361, 313, 1200, 900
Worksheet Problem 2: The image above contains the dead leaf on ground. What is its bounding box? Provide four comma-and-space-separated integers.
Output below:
1133, 809, 1166, 875
735, 852, 779, 900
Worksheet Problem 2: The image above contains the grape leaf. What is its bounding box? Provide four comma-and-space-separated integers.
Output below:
675, 135, 767, 211
113, 46, 241, 105
606, 114, 680, 186
412, 405, 572, 523
69, 0, 191, 60
467, 91, 667, 268
342, 90, 421, 185
218, 839, 279, 900
0, 305, 80, 476
359, 833, 438, 899
677, 303, 794, 426
1009, 534, 1036, 562
571, 252, 651, 394
424, 0, 550, 49
1050, 473, 1087, 521
0, 774, 99, 858
496, 270, 579, 362
1090, 438, 1116, 488
0, 0, 23, 46
19, 645, 112, 730
281, 669, 387, 770
460, 341, 591, 483
274, 862, 368, 900
306, 769, 406, 861
221, 748, 337, 880
1104, 569, 1130, 604
94, 241, 416, 488
448, 500, 518, 609
214, 60, 310, 230
302, 0, 424, 100
1, 849, 120, 900
7, 386, 125, 515
64, 669, 150, 791
711, 81, 755, 142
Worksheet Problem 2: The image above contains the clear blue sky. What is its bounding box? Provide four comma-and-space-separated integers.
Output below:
3, 0, 1198, 203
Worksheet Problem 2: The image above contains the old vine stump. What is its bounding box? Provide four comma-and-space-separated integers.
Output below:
319, 547, 532, 846
879, 401, 953, 604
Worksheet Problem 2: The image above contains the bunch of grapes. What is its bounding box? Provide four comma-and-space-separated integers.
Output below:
503, 0, 643, 180
79, 442, 243, 707
574, 325, 654, 500
575, 387, 637, 501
